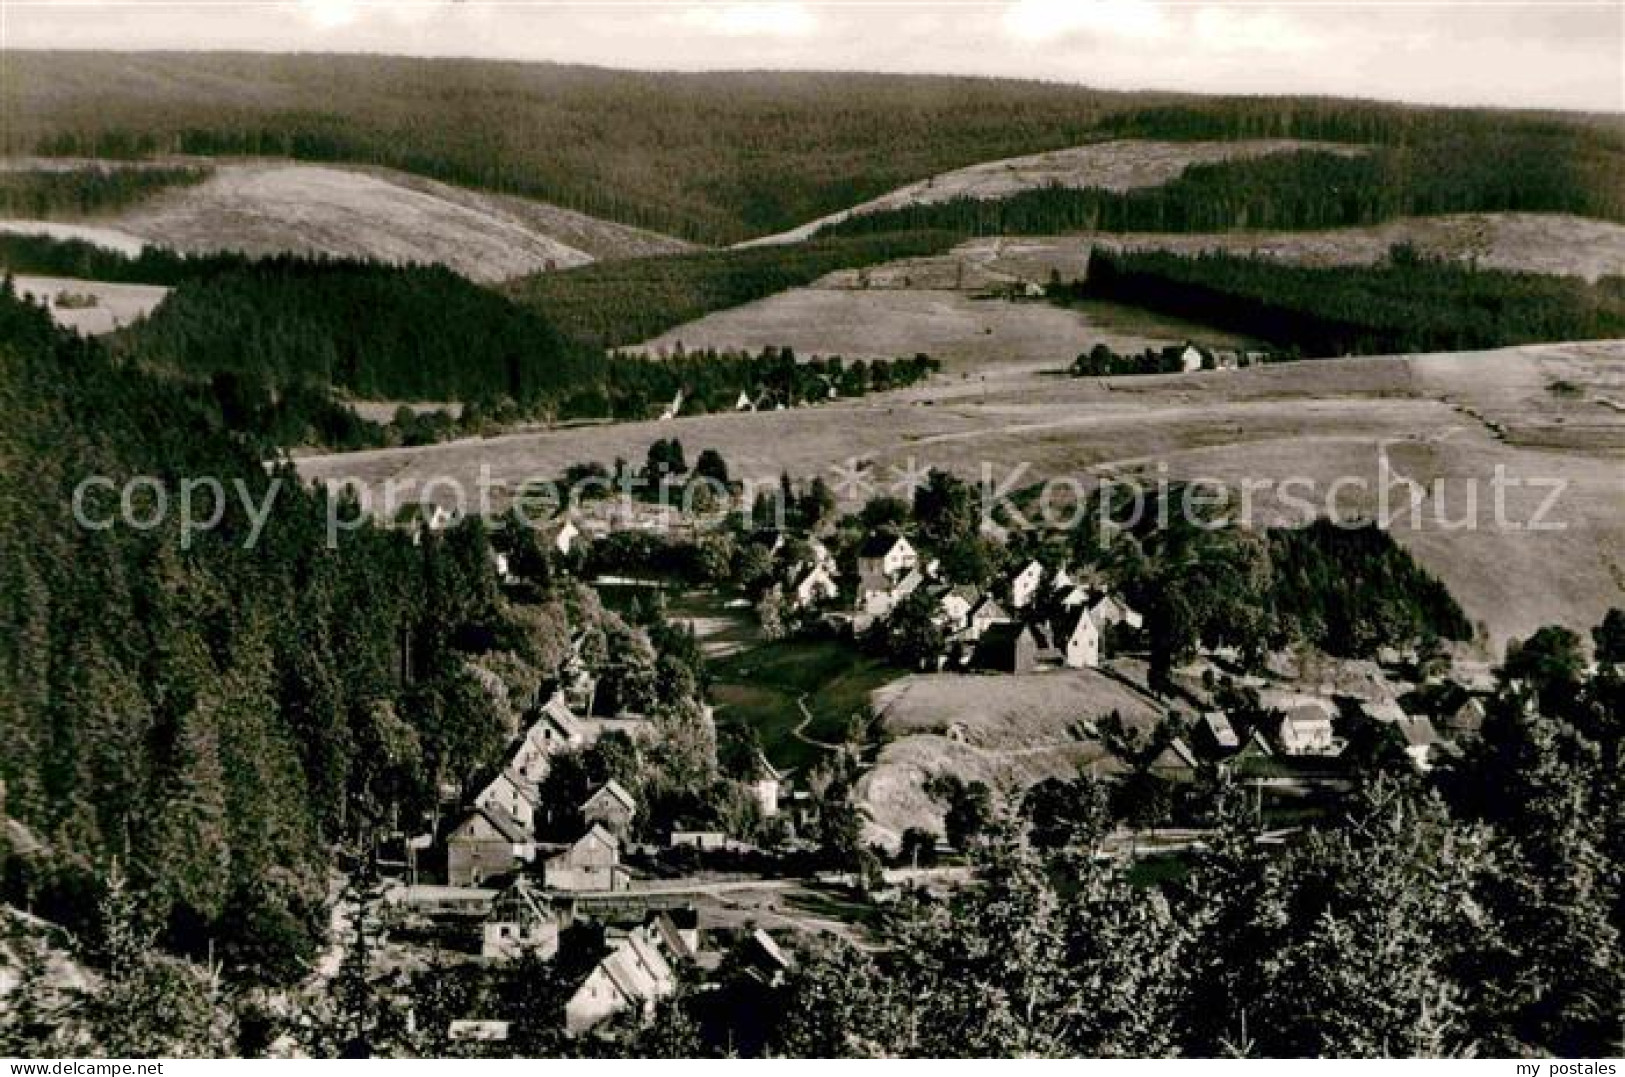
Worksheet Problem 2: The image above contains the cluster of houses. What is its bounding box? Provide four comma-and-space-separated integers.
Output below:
838, 533, 1145, 674
422, 679, 797, 1039
438, 872, 794, 1040
444, 692, 653, 888
1136, 687, 1488, 788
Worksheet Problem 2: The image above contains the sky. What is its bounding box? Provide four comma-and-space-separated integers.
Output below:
4, 0, 1621, 112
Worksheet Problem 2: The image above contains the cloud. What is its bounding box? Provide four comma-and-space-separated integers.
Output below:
1191, 6, 1321, 55
298, 0, 361, 31
676, 3, 817, 38
1002, 0, 1170, 44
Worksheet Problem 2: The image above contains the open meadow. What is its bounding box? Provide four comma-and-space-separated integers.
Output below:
296, 339, 1625, 658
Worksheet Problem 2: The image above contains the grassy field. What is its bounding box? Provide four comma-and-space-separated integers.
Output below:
857, 668, 1165, 847
710, 638, 907, 772
634, 287, 1249, 377
295, 338, 1625, 657
14, 274, 168, 334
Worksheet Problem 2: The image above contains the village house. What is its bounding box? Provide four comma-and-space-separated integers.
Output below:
1275, 702, 1340, 756
790, 562, 839, 609
531, 692, 589, 753
1198, 711, 1240, 753
738, 928, 795, 987
448, 1020, 512, 1044
582, 780, 638, 837
447, 806, 534, 887
972, 622, 1040, 674
1443, 696, 1487, 740
669, 830, 728, 850
857, 533, 918, 580
964, 595, 1011, 641
1146, 738, 1200, 782
931, 584, 980, 632
1009, 560, 1046, 609
481, 876, 561, 962
474, 771, 539, 836
564, 926, 679, 1035
1395, 715, 1442, 770
749, 751, 783, 818
1059, 608, 1102, 669
544, 824, 630, 893
1180, 344, 1205, 373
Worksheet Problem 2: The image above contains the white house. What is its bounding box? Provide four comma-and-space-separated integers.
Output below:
934, 585, 979, 632
1276, 703, 1339, 756
734, 390, 754, 412
749, 751, 783, 818
1180, 344, 1205, 373
475, 771, 539, 836
857, 533, 918, 580
564, 927, 677, 1035
1060, 609, 1102, 669
481, 877, 560, 962
790, 563, 839, 609
1009, 560, 1046, 610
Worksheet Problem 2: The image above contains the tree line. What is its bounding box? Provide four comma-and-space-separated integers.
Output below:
0, 165, 209, 220
504, 230, 963, 348
1074, 247, 1625, 356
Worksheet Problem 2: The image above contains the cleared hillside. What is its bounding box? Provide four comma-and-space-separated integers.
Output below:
741, 139, 1364, 246
0, 160, 694, 281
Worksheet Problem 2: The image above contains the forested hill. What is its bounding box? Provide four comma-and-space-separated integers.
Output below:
10, 52, 1622, 243
0, 279, 609, 979
121, 256, 600, 402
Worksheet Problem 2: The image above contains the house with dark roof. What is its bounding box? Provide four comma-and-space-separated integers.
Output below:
856, 533, 917, 580
972, 622, 1040, 673
1146, 738, 1200, 782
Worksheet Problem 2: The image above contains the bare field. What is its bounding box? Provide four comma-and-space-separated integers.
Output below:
742, 139, 1364, 246
295, 341, 1625, 655
14, 274, 169, 335
636, 288, 1249, 377
857, 669, 1162, 846
5, 160, 696, 281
